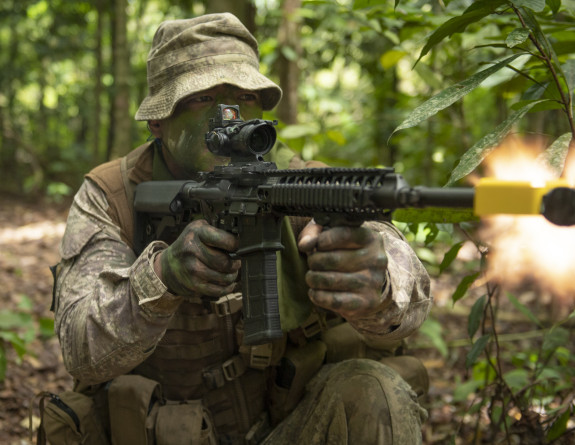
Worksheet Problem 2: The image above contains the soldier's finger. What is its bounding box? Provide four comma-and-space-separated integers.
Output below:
298, 220, 323, 253
315, 226, 377, 251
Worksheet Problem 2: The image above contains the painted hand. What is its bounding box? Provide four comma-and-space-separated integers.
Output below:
297, 220, 388, 319
155, 219, 240, 298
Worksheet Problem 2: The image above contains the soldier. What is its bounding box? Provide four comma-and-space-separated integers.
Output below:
46, 12, 431, 445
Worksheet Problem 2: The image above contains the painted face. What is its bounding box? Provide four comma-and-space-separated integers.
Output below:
160, 85, 263, 178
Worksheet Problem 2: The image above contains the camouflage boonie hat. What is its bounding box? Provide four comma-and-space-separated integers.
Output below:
135, 13, 282, 121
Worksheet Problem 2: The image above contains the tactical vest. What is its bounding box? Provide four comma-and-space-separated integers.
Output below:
84, 142, 414, 442
85, 141, 310, 440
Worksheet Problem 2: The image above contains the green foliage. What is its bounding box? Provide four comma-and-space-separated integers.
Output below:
0, 295, 54, 382
419, 318, 449, 358
391, 0, 575, 187
389, 3, 575, 440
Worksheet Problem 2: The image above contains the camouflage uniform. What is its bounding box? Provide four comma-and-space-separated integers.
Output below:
51, 13, 432, 445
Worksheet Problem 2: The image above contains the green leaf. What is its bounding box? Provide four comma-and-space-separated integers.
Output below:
537, 133, 573, 176
547, 408, 571, 441
563, 59, 575, 104
511, 0, 546, 12
466, 334, 490, 368
419, 318, 448, 357
468, 295, 486, 338
0, 332, 28, 358
439, 241, 464, 274
452, 379, 481, 402
547, 0, 561, 14
39, 318, 55, 339
446, 100, 547, 186
0, 310, 34, 330
453, 272, 481, 304
542, 326, 569, 354
415, 0, 508, 65
506, 28, 531, 48
507, 293, 543, 327
521, 7, 561, 70
392, 54, 524, 136
424, 223, 439, 245
503, 368, 530, 392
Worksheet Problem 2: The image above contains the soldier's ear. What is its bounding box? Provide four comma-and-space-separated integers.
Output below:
148, 120, 162, 138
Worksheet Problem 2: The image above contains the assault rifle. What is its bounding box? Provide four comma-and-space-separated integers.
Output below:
133, 104, 574, 345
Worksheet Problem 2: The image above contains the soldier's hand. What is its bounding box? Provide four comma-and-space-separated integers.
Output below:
154, 219, 240, 298
298, 220, 388, 319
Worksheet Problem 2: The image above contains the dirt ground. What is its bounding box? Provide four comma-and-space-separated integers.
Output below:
0, 195, 73, 444
0, 194, 573, 444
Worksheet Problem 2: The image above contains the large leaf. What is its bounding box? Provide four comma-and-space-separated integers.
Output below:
520, 7, 562, 73
392, 54, 524, 136
453, 272, 481, 304
466, 334, 490, 368
468, 295, 486, 338
415, 0, 508, 65
547, 408, 572, 442
439, 241, 465, 275
506, 28, 531, 48
446, 99, 547, 185
511, 0, 546, 12
537, 132, 573, 176
563, 59, 575, 105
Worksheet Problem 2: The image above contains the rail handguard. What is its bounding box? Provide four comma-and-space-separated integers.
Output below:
133, 104, 575, 345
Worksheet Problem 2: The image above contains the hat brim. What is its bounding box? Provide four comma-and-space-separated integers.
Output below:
135, 62, 282, 121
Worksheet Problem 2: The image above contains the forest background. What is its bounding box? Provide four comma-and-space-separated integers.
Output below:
1, 0, 574, 443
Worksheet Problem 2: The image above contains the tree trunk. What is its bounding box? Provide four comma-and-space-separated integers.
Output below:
275, 0, 301, 125
204, 0, 256, 34
109, 0, 131, 160
92, 0, 105, 163
1, 1, 22, 191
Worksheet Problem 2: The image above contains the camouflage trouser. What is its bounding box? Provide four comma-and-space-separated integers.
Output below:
262, 358, 428, 445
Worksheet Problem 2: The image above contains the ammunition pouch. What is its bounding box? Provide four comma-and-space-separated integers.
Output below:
107, 374, 217, 445
36, 390, 109, 445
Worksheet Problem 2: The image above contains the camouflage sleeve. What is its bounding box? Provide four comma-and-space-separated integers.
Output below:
346, 221, 432, 348
53, 179, 181, 384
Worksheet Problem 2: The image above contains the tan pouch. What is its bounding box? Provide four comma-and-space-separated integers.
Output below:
269, 340, 326, 425
41, 391, 109, 445
155, 400, 217, 445
107, 374, 162, 445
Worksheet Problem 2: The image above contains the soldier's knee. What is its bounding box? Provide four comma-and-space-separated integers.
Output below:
322, 359, 427, 444
325, 359, 402, 408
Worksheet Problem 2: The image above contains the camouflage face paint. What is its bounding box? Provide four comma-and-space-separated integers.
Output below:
160, 87, 264, 177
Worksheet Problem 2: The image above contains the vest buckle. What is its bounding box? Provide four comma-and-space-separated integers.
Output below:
222, 355, 247, 381
202, 355, 247, 390
212, 292, 243, 317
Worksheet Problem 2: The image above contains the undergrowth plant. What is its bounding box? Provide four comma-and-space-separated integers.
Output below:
0, 295, 54, 382
385, 0, 575, 443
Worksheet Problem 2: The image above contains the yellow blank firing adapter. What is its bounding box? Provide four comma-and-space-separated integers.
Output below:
474, 178, 571, 220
